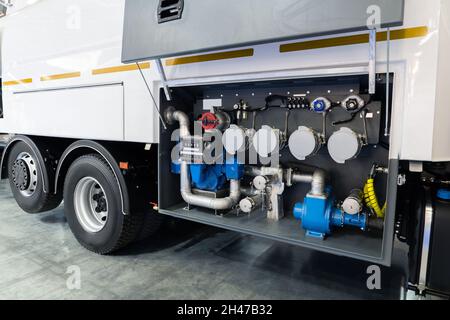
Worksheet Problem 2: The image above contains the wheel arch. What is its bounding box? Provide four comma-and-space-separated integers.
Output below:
0, 135, 51, 193
54, 140, 130, 215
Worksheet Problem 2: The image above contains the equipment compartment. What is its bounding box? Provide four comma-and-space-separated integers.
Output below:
158, 74, 397, 266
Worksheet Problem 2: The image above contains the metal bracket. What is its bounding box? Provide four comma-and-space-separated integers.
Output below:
397, 174, 407, 186
418, 189, 434, 294
368, 29, 377, 95
156, 59, 172, 101
384, 28, 391, 137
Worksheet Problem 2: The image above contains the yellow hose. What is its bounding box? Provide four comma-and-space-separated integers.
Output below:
363, 178, 386, 219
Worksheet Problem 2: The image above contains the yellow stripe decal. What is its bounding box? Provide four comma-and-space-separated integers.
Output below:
165, 49, 254, 66
92, 62, 150, 75
280, 26, 429, 53
40, 72, 81, 81
2, 27, 428, 84
3, 78, 33, 86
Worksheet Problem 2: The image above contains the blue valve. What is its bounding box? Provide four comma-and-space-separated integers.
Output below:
313, 100, 326, 112
437, 188, 450, 201
311, 97, 331, 113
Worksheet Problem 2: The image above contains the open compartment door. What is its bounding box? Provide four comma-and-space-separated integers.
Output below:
122, 0, 404, 63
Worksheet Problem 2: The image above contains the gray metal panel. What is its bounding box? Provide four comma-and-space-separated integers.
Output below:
157, 80, 398, 266
158, 159, 399, 266
122, 0, 404, 62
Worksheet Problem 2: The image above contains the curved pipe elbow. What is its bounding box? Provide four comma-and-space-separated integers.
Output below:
165, 107, 191, 138
311, 169, 327, 196
180, 183, 241, 210
180, 162, 241, 210
173, 111, 191, 139
170, 109, 242, 211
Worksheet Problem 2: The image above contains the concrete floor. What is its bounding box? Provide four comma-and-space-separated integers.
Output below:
0, 179, 409, 300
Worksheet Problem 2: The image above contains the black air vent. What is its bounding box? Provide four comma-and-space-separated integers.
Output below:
158, 0, 184, 24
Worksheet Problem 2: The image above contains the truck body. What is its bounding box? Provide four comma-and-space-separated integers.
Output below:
0, 0, 449, 298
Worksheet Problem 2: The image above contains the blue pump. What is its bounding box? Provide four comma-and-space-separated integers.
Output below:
189, 164, 227, 191
172, 155, 244, 192
293, 189, 367, 239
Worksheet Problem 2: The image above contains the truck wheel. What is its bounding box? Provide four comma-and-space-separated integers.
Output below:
63, 154, 141, 254
7, 141, 62, 213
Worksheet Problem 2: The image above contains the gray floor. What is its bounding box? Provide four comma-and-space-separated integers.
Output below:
0, 179, 409, 300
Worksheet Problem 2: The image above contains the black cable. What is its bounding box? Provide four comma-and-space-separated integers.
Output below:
332, 112, 358, 126
331, 96, 372, 126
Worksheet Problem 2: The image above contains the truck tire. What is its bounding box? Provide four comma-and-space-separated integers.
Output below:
63, 154, 142, 254
136, 209, 164, 241
7, 141, 62, 213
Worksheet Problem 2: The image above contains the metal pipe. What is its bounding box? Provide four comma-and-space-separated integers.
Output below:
241, 186, 259, 197
368, 28, 377, 95
244, 166, 261, 177
246, 165, 326, 196
180, 162, 241, 210
244, 166, 281, 177
168, 108, 242, 210
166, 109, 191, 139
291, 173, 313, 184
384, 28, 391, 137
310, 169, 326, 196
167, 108, 327, 208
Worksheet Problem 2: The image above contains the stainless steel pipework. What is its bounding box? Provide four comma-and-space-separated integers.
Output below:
245, 166, 327, 196
165, 107, 242, 210
165, 107, 327, 211
180, 162, 241, 210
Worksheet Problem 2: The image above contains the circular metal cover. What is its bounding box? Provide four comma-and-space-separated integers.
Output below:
289, 126, 321, 160
239, 197, 255, 213
252, 125, 279, 158
327, 127, 362, 164
253, 176, 268, 191
342, 197, 362, 215
222, 125, 246, 155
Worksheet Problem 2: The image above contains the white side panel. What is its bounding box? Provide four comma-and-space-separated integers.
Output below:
432, 0, 450, 161
0, 0, 448, 160
0, 0, 160, 144
162, 0, 442, 161
6, 84, 124, 141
